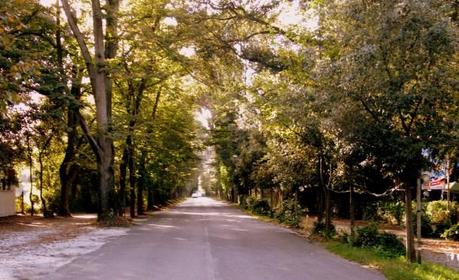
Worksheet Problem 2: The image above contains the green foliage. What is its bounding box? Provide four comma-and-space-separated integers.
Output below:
425, 201, 458, 225
362, 202, 381, 222
246, 197, 272, 216
425, 201, 458, 237
313, 221, 336, 240
378, 201, 405, 226
327, 241, 459, 280
274, 199, 305, 227
345, 223, 405, 258
441, 223, 459, 241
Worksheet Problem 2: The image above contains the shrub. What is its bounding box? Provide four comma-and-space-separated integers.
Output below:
425, 200, 458, 237
441, 223, 459, 241
426, 200, 457, 224
378, 201, 405, 225
375, 232, 406, 257
344, 223, 405, 258
352, 223, 380, 247
250, 199, 271, 216
362, 202, 380, 221
313, 221, 336, 239
243, 196, 255, 210
418, 213, 434, 237
274, 199, 305, 227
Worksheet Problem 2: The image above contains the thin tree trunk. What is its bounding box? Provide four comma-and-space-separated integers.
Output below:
128, 135, 136, 218
38, 135, 52, 216
39, 152, 47, 216
58, 68, 81, 217
147, 184, 154, 211
137, 154, 146, 215
119, 146, 128, 215
20, 191, 25, 214
349, 184, 355, 234
28, 145, 34, 216
141, 88, 162, 211
324, 187, 331, 230
317, 156, 325, 224
405, 186, 416, 262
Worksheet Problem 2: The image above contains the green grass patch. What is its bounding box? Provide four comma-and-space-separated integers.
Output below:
326, 241, 459, 280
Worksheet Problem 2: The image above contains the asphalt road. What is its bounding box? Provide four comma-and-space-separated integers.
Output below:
45, 197, 385, 280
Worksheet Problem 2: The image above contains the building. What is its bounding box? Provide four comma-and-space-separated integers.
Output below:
0, 187, 16, 217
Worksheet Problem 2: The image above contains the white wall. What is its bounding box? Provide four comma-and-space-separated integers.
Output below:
0, 190, 16, 217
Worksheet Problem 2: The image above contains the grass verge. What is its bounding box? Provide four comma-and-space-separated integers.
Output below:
234, 201, 459, 279
326, 241, 459, 280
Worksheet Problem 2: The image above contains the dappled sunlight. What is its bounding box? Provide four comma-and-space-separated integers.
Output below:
173, 237, 188, 241
17, 223, 48, 228
71, 214, 97, 219
177, 197, 229, 208
169, 211, 253, 220
147, 224, 177, 229
169, 198, 254, 221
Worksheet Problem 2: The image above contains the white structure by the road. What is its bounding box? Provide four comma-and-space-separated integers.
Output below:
0, 189, 16, 217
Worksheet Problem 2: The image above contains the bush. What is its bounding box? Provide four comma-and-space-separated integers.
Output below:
441, 223, 459, 241
362, 202, 380, 221
351, 223, 379, 247
426, 200, 457, 224
242, 196, 254, 210
274, 199, 305, 227
313, 221, 336, 239
250, 199, 271, 216
425, 200, 458, 237
418, 213, 434, 237
375, 232, 406, 258
344, 223, 405, 258
378, 201, 405, 225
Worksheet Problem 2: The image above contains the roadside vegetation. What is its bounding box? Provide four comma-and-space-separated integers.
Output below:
1, 0, 458, 275
326, 242, 459, 280
243, 200, 459, 279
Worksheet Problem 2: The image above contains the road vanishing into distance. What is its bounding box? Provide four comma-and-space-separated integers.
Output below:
45, 197, 384, 280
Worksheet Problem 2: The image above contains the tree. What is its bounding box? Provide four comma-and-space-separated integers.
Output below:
324, 0, 458, 262
61, 0, 119, 220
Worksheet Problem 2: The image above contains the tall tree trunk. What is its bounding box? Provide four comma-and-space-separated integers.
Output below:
141, 88, 162, 211
61, 0, 117, 221
104, 0, 119, 122
56, 2, 75, 217
91, 0, 115, 219
405, 186, 416, 262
